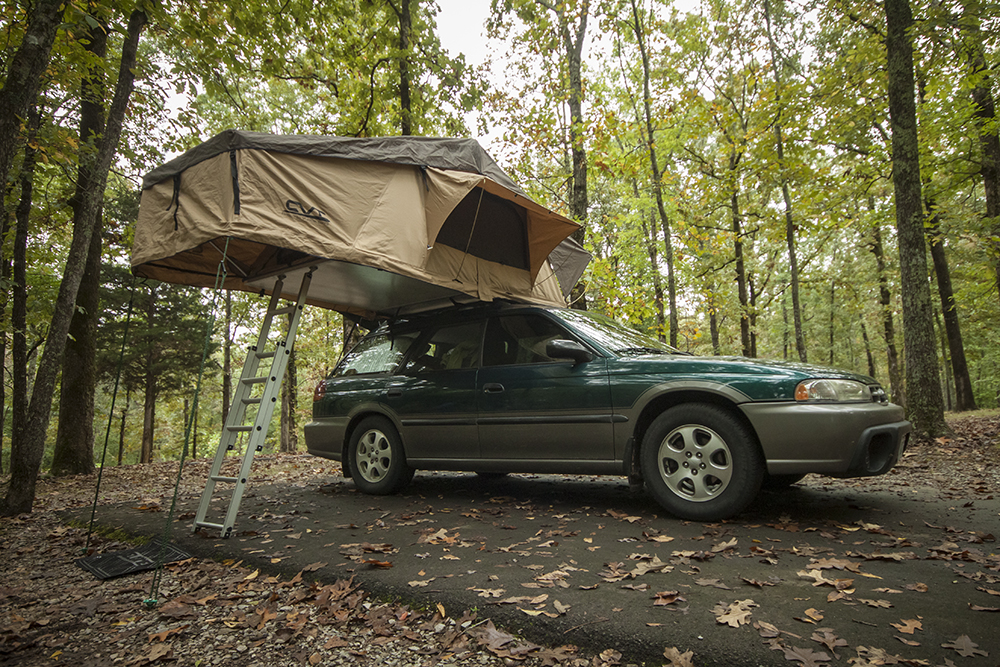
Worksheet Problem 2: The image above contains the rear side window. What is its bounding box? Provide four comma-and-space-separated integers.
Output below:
404, 322, 484, 372
332, 332, 419, 377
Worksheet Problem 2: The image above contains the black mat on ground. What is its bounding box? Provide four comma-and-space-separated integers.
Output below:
75, 540, 193, 580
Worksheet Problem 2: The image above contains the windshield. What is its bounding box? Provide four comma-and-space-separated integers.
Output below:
551, 309, 685, 357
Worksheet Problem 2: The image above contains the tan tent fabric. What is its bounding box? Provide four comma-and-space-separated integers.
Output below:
132, 131, 586, 319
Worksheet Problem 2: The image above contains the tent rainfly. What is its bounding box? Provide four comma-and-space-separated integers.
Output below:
131, 130, 589, 319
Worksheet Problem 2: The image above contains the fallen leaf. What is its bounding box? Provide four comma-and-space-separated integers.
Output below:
941, 635, 989, 658
890, 619, 922, 634
781, 645, 830, 666
663, 646, 695, 667
795, 608, 824, 624
652, 590, 687, 606
858, 599, 892, 609
408, 579, 434, 587
712, 599, 757, 627
810, 628, 847, 656
148, 624, 189, 642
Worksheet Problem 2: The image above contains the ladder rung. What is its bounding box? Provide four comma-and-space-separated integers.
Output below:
242, 398, 262, 405
210, 475, 238, 483
256, 351, 276, 359
268, 305, 295, 316
195, 521, 225, 531
227, 425, 253, 433
242, 377, 268, 385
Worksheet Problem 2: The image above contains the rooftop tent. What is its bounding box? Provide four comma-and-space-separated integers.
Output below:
131, 131, 590, 319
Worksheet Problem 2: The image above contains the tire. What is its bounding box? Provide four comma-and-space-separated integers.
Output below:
761, 473, 806, 490
348, 416, 414, 495
640, 404, 764, 521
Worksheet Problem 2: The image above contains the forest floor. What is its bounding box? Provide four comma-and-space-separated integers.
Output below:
1, 411, 998, 667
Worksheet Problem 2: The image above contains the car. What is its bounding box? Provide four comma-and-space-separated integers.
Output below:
304, 301, 911, 521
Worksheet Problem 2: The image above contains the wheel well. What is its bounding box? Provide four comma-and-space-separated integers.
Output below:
631, 391, 761, 469
342, 411, 402, 478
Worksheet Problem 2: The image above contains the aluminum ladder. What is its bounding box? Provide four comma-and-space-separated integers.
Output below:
193, 269, 314, 538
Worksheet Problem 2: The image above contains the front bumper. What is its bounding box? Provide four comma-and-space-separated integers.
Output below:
740, 401, 911, 477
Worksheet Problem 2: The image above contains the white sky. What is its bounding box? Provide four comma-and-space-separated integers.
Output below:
435, 0, 493, 69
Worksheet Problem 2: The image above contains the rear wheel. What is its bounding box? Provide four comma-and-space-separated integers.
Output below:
348, 416, 414, 495
640, 404, 764, 521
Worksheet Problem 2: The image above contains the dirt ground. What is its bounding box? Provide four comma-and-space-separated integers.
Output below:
1, 412, 998, 667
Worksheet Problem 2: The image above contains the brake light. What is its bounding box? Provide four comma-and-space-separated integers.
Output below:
313, 381, 327, 402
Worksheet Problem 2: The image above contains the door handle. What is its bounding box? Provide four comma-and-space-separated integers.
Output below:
483, 383, 505, 394
386, 387, 403, 397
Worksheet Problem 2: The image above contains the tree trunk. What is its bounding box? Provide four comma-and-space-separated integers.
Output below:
828, 280, 835, 365
141, 371, 156, 464
883, 0, 947, 437
869, 219, 905, 407
629, 0, 677, 344
1, 210, 10, 474
640, 217, 666, 341
117, 387, 130, 465
0, 0, 65, 196
554, 0, 590, 308
763, 0, 806, 363
933, 307, 953, 411
51, 12, 109, 476
141, 286, 157, 465
9, 111, 40, 493
861, 321, 877, 378
730, 183, 751, 357
395, 0, 412, 135
925, 202, 977, 411
958, 3, 1000, 306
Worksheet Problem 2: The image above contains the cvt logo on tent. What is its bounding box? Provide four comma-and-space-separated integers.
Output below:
284, 199, 329, 222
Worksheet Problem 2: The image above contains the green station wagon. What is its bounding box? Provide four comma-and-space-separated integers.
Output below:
305, 302, 911, 520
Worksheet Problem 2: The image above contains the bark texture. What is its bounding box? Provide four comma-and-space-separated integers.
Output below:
0, 0, 65, 194
883, 0, 947, 437
51, 13, 110, 476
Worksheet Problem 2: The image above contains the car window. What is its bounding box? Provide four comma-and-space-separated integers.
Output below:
404, 322, 484, 372
482, 314, 569, 366
332, 331, 420, 377
550, 308, 684, 356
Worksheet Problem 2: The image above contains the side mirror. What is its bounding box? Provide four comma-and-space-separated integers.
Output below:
546, 339, 594, 364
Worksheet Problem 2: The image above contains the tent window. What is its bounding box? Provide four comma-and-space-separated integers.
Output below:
435, 189, 529, 270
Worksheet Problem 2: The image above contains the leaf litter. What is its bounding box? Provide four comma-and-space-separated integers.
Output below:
3, 414, 1000, 665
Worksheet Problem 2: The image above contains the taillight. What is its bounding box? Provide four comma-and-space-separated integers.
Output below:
313, 381, 327, 402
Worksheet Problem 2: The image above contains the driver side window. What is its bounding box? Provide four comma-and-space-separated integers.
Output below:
482, 315, 568, 366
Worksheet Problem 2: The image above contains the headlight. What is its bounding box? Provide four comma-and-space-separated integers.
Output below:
795, 379, 870, 402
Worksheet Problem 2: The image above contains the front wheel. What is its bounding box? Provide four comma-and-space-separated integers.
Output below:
640, 404, 764, 521
348, 416, 414, 495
